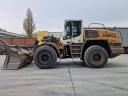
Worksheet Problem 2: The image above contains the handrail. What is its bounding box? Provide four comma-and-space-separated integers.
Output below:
88, 23, 108, 39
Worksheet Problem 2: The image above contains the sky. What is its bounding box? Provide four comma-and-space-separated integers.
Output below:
0, 0, 128, 34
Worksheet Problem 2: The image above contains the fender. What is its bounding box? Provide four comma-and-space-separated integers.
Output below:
40, 42, 61, 58
80, 40, 111, 58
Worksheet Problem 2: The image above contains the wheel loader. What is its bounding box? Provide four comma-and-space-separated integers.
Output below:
33, 20, 124, 69
0, 19, 124, 69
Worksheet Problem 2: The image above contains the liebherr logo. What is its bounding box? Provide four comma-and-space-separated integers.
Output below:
102, 33, 116, 37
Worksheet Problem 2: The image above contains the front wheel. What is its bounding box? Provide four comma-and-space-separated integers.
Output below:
84, 45, 108, 68
33, 46, 57, 69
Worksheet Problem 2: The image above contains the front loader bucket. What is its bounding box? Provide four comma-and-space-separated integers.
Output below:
0, 38, 33, 70
1, 45, 33, 70
0, 55, 7, 68
2, 54, 32, 70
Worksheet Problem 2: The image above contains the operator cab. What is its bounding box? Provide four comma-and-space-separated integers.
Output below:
60, 20, 83, 45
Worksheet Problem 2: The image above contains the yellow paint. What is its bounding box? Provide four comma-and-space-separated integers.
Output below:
98, 30, 121, 44
84, 29, 122, 45
58, 44, 64, 49
37, 31, 49, 45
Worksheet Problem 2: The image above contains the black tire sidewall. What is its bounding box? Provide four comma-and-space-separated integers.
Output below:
34, 46, 57, 69
84, 45, 108, 68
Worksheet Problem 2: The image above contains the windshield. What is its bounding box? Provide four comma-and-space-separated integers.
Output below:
63, 22, 71, 40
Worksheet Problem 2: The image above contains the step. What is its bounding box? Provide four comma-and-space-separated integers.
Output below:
71, 48, 81, 50
71, 46, 82, 48
72, 54, 80, 58
71, 50, 81, 53
71, 45, 81, 48
72, 53, 80, 55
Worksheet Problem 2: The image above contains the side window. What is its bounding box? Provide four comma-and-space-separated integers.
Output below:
72, 21, 81, 38
85, 30, 99, 38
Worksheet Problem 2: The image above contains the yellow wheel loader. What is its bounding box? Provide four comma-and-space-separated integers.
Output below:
33, 20, 124, 69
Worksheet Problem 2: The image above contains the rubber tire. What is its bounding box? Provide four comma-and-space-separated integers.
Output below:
84, 45, 108, 68
80, 58, 88, 66
33, 46, 57, 69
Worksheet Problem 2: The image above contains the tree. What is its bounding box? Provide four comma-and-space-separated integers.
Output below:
23, 8, 36, 38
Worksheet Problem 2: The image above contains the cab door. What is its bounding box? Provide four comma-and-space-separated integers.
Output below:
61, 20, 83, 45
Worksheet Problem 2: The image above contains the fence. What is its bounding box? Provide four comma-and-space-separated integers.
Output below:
0, 38, 36, 46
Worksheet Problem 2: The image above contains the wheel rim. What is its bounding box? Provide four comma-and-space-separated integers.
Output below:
91, 52, 105, 65
38, 52, 51, 64
93, 53, 101, 61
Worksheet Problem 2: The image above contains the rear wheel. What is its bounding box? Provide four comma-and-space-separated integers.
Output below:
84, 45, 108, 68
33, 46, 57, 69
